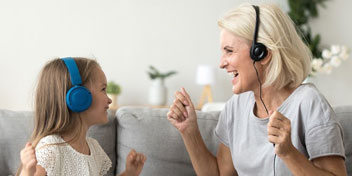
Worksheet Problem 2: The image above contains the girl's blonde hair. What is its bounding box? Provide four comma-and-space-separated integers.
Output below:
16, 57, 100, 175
31, 57, 100, 146
218, 3, 312, 89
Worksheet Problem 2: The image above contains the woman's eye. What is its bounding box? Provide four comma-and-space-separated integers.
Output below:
102, 88, 106, 91
225, 49, 233, 54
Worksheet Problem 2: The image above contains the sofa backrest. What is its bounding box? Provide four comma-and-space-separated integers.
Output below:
0, 110, 33, 175
1, 105, 351, 175
0, 109, 117, 176
116, 107, 220, 176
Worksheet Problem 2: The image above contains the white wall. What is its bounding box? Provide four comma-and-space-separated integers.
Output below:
0, 0, 350, 111
309, 0, 352, 107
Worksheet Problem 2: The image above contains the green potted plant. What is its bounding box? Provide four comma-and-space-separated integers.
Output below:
147, 65, 177, 106
147, 65, 177, 80
107, 81, 121, 109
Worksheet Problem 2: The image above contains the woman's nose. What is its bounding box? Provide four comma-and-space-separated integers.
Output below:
219, 58, 228, 69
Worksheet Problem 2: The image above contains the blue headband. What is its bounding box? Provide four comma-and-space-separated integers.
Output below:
61, 57, 82, 86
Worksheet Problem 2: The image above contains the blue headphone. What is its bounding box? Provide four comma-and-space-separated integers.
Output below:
250, 5, 268, 62
61, 57, 92, 112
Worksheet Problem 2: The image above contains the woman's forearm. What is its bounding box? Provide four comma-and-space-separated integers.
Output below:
281, 148, 346, 176
181, 128, 219, 176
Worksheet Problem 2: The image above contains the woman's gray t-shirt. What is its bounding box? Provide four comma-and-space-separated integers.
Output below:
215, 83, 345, 175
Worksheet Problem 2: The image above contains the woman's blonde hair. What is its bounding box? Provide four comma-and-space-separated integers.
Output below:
218, 3, 312, 89
16, 57, 100, 175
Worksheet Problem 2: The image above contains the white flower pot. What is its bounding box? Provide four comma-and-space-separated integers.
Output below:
149, 79, 167, 106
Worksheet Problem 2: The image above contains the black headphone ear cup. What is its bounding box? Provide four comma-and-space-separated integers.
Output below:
250, 43, 268, 61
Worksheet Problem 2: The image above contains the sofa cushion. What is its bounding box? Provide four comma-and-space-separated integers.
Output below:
334, 105, 352, 175
0, 109, 117, 176
116, 107, 220, 176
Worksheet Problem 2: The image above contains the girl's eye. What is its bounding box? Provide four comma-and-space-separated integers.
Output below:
102, 88, 106, 91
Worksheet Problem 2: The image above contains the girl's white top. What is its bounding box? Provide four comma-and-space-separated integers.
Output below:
35, 134, 112, 176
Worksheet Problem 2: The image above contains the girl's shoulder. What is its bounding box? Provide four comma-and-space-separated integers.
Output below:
35, 134, 64, 151
86, 137, 99, 148
35, 135, 62, 172
37, 135, 62, 146
86, 137, 103, 152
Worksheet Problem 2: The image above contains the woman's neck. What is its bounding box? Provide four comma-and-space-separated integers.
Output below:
253, 85, 297, 118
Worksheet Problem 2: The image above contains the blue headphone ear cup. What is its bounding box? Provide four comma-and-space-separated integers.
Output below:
250, 43, 268, 61
66, 86, 92, 112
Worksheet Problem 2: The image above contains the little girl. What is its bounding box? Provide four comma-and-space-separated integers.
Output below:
18, 57, 146, 176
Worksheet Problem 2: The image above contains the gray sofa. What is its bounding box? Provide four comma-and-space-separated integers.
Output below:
0, 106, 351, 176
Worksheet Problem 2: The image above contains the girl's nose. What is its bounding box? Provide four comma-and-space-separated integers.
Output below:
108, 96, 112, 104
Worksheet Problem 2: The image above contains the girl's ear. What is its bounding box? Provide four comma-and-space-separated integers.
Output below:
260, 49, 272, 65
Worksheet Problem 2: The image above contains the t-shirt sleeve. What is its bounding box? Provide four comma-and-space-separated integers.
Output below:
215, 103, 230, 147
35, 138, 59, 175
305, 97, 345, 160
306, 123, 345, 160
90, 138, 112, 176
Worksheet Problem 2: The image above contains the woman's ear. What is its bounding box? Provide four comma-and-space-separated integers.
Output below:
260, 49, 272, 65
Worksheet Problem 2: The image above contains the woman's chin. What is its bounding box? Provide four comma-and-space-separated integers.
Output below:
232, 85, 244, 95
232, 86, 239, 94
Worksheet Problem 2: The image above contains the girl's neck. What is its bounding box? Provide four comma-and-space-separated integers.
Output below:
253, 85, 297, 118
61, 122, 90, 155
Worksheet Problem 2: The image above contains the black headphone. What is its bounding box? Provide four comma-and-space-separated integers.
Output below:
250, 6, 276, 176
251, 5, 269, 115
250, 5, 268, 62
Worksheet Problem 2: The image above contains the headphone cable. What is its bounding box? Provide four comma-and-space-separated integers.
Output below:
253, 61, 276, 176
252, 61, 269, 115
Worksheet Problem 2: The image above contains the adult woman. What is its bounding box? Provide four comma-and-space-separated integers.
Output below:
167, 3, 346, 176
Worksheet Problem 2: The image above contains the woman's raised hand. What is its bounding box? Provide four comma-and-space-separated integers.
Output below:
267, 111, 295, 158
167, 88, 198, 134
20, 142, 37, 176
